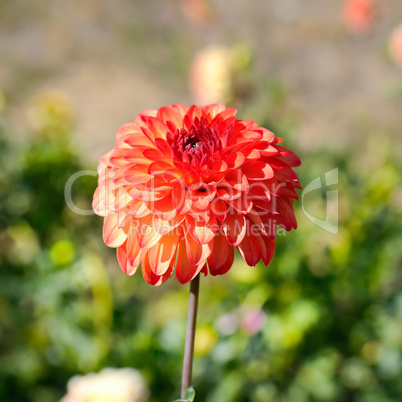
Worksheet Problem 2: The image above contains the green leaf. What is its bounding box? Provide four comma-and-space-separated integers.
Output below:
173, 386, 196, 401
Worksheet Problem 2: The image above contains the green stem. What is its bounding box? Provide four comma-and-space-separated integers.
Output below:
181, 274, 200, 398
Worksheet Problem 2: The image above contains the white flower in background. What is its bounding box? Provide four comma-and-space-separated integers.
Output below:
61, 368, 149, 402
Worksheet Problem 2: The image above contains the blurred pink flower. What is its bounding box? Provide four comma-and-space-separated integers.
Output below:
61, 368, 148, 402
342, 0, 379, 34
389, 25, 402, 67
241, 309, 266, 335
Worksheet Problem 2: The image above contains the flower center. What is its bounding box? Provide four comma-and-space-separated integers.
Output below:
167, 117, 222, 171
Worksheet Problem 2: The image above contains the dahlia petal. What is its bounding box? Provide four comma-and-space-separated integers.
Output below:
99, 149, 114, 165
247, 209, 267, 235
293, 181, 303, 190
269, 158, 300, 181
112, 165, 131, 184
154, 138, 173, 157
147, 116, 169, 140
274, 168, 300, 183
154, 196, 177, 221
237, 223, 260, 266
157, 106, 184, 128
210, 198, 228, 220
139, 126, 158, 143
163, 167, 184, 183
258, 128, 275, 142
123, 147, 150, 164
229, 130, 262, 146
256, 143, 280, 157
128, 189, 145, 205
251, 198, 279, 214
135, 189, 167, 202
187, 207, 211, 225
225, 170, 249, 191
103, 213, 127, 248
176, 237, 206, 284
242, 161, 274, 180
136, 216, 163, 249
148, 161, 174, 175
203, 103, 226, 118
116, 242, 129, 274
128, 199, 151, 218
230, 193, 253, 214
209, 243, 234, 276
207, 231, 228, 271
226, 151, 245, 169
142, 147, 169, 163
116, 122, 142, 139
134, 110, 157, 126
247, 182, 271, 202
247, 149, 261, 159
238, 119, 258, 130
117, 241, 141, 276
277, 198, 297, 230
124, 165, 152, 184
216, 107, 238, 120
93, 186, 110, 216
216, 186, 242, 201
259, 211, 277, 238
280, 182, 299, 199
217, 115, 237, 137
153, 214, 185, 235
142, 252, 174, 286
126, 230, 147, 268
185, 105, 203, 123
148, 231, 181, 276
172, 184, 192, 214
263, 177, 282, 197
191, 198, 210, 210
171, 103, 189, 116
98, 165, 117, 186
144, 175, 175, 194
188, 186, 216, 210
184, 172, 203, 188
274, 145, 302, 167
114, 186, 133, 210
109, 148, 129, 166
120, 133, 154, 148
255, 234, 276, 266
185, 231, 213, 266
226, 140, 258, 155
211, 159, 229, 173
187, 214, 217, 245
222, 211, 246, 246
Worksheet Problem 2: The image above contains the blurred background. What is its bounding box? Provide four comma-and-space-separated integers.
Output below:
1, 0, 402, 401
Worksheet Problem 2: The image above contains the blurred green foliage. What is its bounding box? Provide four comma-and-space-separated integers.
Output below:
0, 92, 402, 402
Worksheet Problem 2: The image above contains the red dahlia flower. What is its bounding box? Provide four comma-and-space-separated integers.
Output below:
93, 104, 301, 285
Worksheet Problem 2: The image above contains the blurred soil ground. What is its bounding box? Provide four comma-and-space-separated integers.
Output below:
1, 0, 402, 161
